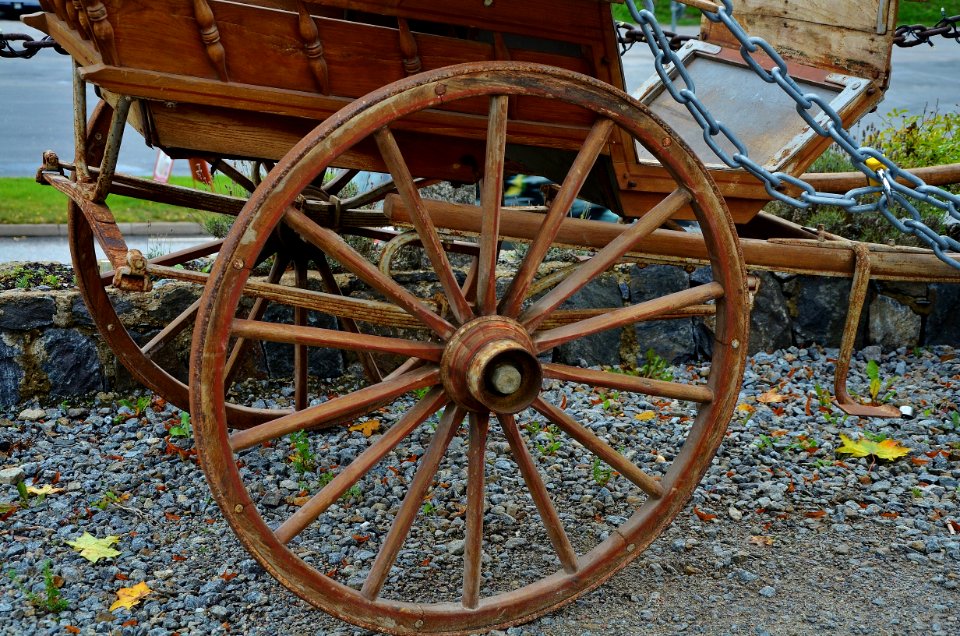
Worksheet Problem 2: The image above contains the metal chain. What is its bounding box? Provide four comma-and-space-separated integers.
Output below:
616, 21, 694, 54
894, 13, 960, 47
625, 0, 960, 270
0, 31, 66, 59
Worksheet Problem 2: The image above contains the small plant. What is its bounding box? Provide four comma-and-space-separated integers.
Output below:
524, 420, 543, 437
15, 480, 29, 506
412, 387, 430, 400
43, 274, 60, 287
638, 349, 673, 381
536, 425, 563, 456
169, 412, 192, 438
911, 487, 923, 499
342, 484, 363, 502
118, 396, 151, 418
317, 471, 335, 488
421, 500, 436, 516
591, 457, 613, 487
8, 561, 69, 614
93, 491, 121, 510
864, 360, 897, 404
950, 411, 960, 430
15, 272, 31, 289
752, 434, 774, 451
288, 430, 316, 475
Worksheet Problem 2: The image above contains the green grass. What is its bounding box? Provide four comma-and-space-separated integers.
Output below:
0, 174, 247, 224
612, 1, 960, 27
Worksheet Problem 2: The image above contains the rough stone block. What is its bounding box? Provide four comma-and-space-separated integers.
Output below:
0, 294, 56, 331
554, 273, 623, 367
630, 264, 697, 363
749, 271, 792, 354
869, 294, 920, 350
0, 339, 23, 406
925, 283, 960, 346
262, 305, 344, 379
789, 276, 865, 349
39, 329, 105, 397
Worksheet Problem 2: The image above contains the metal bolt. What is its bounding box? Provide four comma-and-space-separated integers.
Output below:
483, 0, 493, 5
731, 339, 740, 350
662, 136, 672, 147
490, 363, 522, 395
435, 83, 447, 97
107, 323, 115, 332
414, 620, 424, 628
232, 259, 244, 270
234, 504, 244, 513
627, 543, 636, 552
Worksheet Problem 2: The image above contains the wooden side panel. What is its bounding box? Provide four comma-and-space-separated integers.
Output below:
701, 0, 898, 82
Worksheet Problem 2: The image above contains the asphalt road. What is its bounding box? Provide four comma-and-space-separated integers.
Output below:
3, 19, 959, 179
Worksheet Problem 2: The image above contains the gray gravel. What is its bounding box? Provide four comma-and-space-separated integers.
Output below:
1, 345, 958, 635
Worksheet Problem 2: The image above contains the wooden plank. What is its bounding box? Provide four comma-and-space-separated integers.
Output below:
700, 0, 897, 81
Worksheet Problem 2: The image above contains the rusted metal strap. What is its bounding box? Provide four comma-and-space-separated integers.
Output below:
833, 243, 899, 418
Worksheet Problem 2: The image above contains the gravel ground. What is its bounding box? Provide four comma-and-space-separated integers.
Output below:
1, 345, 958, 635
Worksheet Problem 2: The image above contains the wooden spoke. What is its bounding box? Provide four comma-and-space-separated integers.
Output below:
519, 188, 692, 331
274, 388, 449, 545
373, 127, 474, 325
230, 319, 444, 361
322, 168, 359, 197
210, 158, 256, 193
542, 363, 714, 404
462, 411, 489, 608
532, 397, 664, 499
499, 118, 615, 318
140, 298, 200, 359
149, 263, 427, 330
294, 258, 309, 411
313, 250, 382, 383
499, 413, 579, 575
382, 357, 425, 383
340, 176, 434, 210
228, 366, 439, 451
361, 404, 466, 600
533, 281, 724, 352
477, 96, 510, 315
283, 207, 455, 338
224, 254, 290, 387
461, 255, 480, 304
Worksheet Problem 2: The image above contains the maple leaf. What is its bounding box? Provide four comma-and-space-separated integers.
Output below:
26, 484, 64, 496
836, 434, 911, 461
634, 410, 656, 422
66, 532, 120, 563
110, 582, 151, 612
737, 403, 755, 413
349, 419, 381, 437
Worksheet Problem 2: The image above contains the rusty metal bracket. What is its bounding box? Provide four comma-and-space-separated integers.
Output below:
113, 249, 153, 292
833, 243, 900, 418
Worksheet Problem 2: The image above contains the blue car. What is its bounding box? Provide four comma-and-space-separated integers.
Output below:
0, 0, 42, 19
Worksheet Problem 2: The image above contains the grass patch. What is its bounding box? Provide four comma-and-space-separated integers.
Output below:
0, 173, 249, 225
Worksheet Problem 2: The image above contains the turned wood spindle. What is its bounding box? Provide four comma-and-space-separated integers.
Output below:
397, 18, 421, 76
193, 0, 230, 82
81, 0, 119, 65
297, 1, 329, 94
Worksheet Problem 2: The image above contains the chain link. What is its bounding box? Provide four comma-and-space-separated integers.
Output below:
625, 0, 960, 270
894, 13, 960, 47
0, 31, 66, 59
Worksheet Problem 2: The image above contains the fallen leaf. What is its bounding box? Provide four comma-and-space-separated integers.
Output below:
349, 419, 381, 437
749, 535, 773, 546
693, 506, 717, 522
737, 403, 755, 413
0, 503, 18, 521
559, 394, 567, 410
171, 554, 187, 562
110, 582, 151, 612
26, 484, 64, 496
880, 512, 900, 519
352, 534, 370, 543
164, 512, 181, 522
804, 510, 827, 519
115, 573, 129, 581
122, 619, 138, 627
634, 411, 656, 422
292, 496, 311, 506
66, 532, 120, 563
220, 571, 238, 581
836, 434, 911, 461
65, 626, 80, 634
757, 389, 787, 404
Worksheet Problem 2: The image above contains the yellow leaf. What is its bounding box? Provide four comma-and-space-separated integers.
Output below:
66, 532, 121, 563
634, 411, 656, 421
349, 419, 381, 437
749, 535, 774, 546
737, 403, 755, 413
836, 433, 911, 461
757, 389, 787, 404
110, 582, 151, 612
26, 484, 64, 496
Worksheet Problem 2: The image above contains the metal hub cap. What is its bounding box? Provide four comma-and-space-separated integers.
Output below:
441, 316, 542, 413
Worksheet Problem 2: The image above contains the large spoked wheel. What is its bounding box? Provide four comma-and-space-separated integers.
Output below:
192, 62, 748, 634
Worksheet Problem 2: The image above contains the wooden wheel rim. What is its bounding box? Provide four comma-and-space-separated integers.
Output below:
191, 62, 748, 635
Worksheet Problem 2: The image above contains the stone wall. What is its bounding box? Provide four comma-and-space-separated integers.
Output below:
1, 266, 958, 406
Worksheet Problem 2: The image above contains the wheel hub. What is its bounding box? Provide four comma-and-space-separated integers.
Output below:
441, 316, 542, 413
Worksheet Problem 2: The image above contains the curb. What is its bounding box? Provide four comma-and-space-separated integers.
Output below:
0, 222, 208, 238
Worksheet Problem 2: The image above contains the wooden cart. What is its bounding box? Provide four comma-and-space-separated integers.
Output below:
20, 0, 960, 633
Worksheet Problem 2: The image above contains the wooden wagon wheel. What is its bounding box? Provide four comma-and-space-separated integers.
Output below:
191, 62, 748, 634
67, 102, 385, 428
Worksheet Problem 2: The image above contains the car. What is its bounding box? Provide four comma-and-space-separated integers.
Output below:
0, 0, 42, 19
